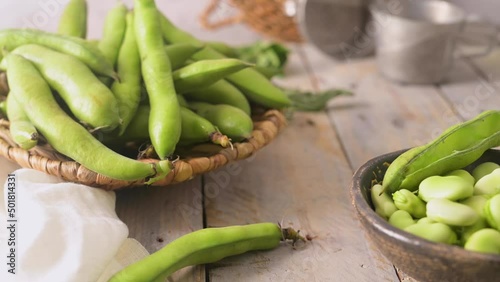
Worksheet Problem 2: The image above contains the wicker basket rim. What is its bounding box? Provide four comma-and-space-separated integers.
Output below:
0, 109, 287, 190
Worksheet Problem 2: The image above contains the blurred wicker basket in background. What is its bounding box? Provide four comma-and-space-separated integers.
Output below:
200, 0, 304, 43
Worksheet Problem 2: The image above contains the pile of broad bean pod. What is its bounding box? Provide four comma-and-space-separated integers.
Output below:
372, 110, 500, 254
0, 0, 293, 184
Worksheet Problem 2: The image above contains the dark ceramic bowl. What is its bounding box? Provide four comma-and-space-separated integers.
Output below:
351, 149, 500, 282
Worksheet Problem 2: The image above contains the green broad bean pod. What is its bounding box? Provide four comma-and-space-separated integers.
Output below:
183, 79, 251, 116
382, 110, 500, 193
426, 198, 479, 227
112, 12, 142, 136
5, 94, 39, 150
164, 43, 204, 70
172, 58, 252, 94
0, 29, 117, 79
58, 0, 88, 38
98, 1, 128, 66
134, 0, 181, 160
4, 53, 171, 183
472, 162, 499, 183
109, 223, 305, 282
188, 102, 253, 142
418, 175, 473, 202
7, 44, 121, 131
473, 168, 500, 196
115, 105, 231, 148
157, 12, 292, 109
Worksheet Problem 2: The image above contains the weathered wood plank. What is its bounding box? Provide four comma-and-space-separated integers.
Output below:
203, 47, 399, 281
115, 178, 205, 282
302, 46, 469, 282
311, 56, 462, 169
438, 58, 500, 121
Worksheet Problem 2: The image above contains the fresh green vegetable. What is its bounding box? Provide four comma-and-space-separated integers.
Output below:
112, 12, 141, 135
392, 189, 426, 219
418, 175, 473, 202
371, 184, 398, 219
404, 222, 457, 244
382, 110, 500, 193
5, 94, 38, 150
460, 195, 489, 217
426, 198, 479, 227
0, 29, 117, 79
484, 194, 500, 230
473, 168, 500, 196
134, 0, 181, 159
183, 80, 251, 116
458, 219, 488, 245
4, 53, 171, 182
172, 58, 252, 94
98, 1, 128, 66
158, 12, 292, 109
57, 0, 87, 38
472, 162, 499, 183
445, 169, 475, 186
464, 228, 500, 254
109, 223, 305, 282
389, 210, 416, 229
165, 43, 204, 70
188, 102, 253, 142
6, 44, 120, 131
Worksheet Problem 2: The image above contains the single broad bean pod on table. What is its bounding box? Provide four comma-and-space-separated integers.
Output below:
109, 223, 306, 282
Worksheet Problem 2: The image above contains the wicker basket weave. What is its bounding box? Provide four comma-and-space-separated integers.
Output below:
0, 109, 287, 190
200, 0, 303, 43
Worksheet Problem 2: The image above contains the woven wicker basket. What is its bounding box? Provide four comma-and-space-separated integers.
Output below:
0, 109, 287, 190
200, 0, 304, 43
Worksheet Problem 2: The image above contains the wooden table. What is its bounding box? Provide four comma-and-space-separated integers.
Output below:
114, 42, 500, 282
1, 1, 499, 281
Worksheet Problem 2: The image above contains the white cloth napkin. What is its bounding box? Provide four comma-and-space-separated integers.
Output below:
0, 167, 149, 282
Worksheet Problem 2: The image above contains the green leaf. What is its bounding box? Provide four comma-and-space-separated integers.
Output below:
284, 88, 353, 112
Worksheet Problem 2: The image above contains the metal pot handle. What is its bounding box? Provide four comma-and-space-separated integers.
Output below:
455, 16, 498, 59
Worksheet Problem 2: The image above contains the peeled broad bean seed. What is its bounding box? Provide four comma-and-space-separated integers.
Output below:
445, 169, 475, 186
389, 210, 416, 229
472, 162, 499, 183
392, 189, 426, 218
473, 168, 500, 196
460, 195, 489, 217
464, 228, 500, 254
426, 198, 479, 226
459, 219, 488, 245
418, 175, 473, 202
484, 194, 500, 230
404, 222, 457, 244
417, 217, 436, 224
371, 184, 398, 219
